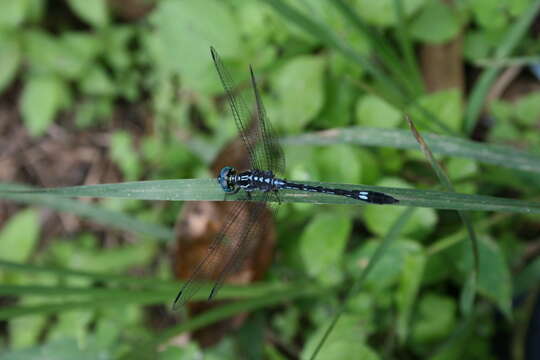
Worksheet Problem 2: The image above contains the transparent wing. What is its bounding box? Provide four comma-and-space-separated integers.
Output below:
210, 47, 262, 171
173, 200, 247, 308
173, 198, 267, 308
249, 66, 286, 175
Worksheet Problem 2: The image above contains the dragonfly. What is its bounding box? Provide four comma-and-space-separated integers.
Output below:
173, 47, 398, 308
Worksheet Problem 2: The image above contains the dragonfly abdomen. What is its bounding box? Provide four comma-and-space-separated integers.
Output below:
280, 181, 398, 204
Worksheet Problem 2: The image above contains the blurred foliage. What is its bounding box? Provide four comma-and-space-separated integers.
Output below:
0, 0, 540, 359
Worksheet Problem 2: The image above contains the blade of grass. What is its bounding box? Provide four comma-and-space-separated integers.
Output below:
331, 0, 423, 97
0, 183, 174, 241
309, 207, 416, 360
151, 283, 326, 352
392, 0, 424, 95
463, 0, 540, 134
0, 259, 178, 288
406, 116, 478, 316
2, 179, 540, 213
282, 127, 540, 174
261, 0, 406, 107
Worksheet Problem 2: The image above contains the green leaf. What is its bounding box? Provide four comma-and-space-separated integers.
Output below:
0, 0, 27, 28
396, 243, 426, 342
317, 145, 361, 184
356, 95, 401, 128
80, 65, 115, 96
0, 209, 39, 262
110, 131, 141, 181
66, 0, 109, 28
354, 0, 425, 27
274, 56, 325, 133
9, 315, 47, 349
515, 91, 540, 126
410, 0, 461, 43
21, 76, 67, 136
0, 34, 21, 93
408, 89, 462, 132
24, 30, 87, 79
447, 158, 478, 181
299, 213, 352, 284
151, 0, 241, 91
364, 179, 437, 237
470, 0, 508, 29
456, 237, 512, 318
411, 293, 456, 344
303, 315, 379, 360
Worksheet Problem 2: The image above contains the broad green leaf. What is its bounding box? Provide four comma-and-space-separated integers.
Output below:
0, 209, 39, 262
48, 311, 93, 343
0, 34, 21, 93
354, 0, 425, 27
299, 213, 352, 285
274, 56, 325, 133
396, 244, 426, 342
447, 158, 478, 181
0, 0, 27, 28
356, 95, 401, 128
410, 0, 461, 43
515, 91, 540, 126
103, 26, 134, 71
61, 32, 102, 67
109, 131, 141, 181
363, 179, 437, 237
317, 145, 361, 184
455, 236, 512, 318
470, 0, 508, 29
9, 315, 47, 349
21, 76, 67, 136
66, 0, 109, 28
302, 315, 379, 360
408, 89, 462, 132
24, 30, 87, 79
151, 0, 241, 91
411, 293, 456, 344
80, 65, 115, 96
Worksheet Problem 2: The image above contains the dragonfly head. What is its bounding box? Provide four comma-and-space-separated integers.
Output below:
218, 166, 237, 192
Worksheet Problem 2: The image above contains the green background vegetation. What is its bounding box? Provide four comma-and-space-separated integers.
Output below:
1, 0, 540, 359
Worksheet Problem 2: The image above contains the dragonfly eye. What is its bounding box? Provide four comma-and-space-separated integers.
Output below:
218, 166, 236, 192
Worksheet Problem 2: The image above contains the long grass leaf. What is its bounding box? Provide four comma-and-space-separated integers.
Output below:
282, 127, 540, 174
0, 183, 174, 241
309, 207, 416, 359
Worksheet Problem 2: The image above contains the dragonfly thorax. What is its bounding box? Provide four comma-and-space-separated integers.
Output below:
218, 166, 280, 193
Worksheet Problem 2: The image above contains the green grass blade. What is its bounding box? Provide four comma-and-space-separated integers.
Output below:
0, 260, 178, 288
2, 179, 540, 213
407, 117, 478, 316
331, 0, 422, 97
392, 0, 424, 95
0, 183, 174, 241
282, 127, 540, 174
463, 0, 540, 134
309, 207, 416, 360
